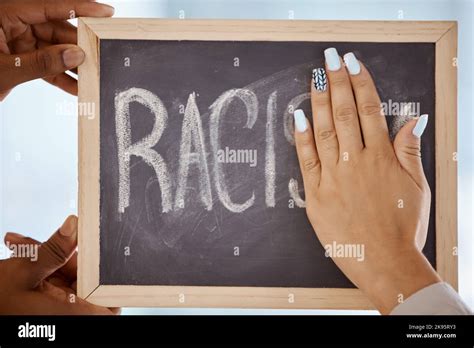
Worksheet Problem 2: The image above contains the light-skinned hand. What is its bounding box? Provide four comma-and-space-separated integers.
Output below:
293, 48, 441, 314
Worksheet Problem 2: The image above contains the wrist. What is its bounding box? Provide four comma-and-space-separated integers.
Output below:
360, 246, 441, 314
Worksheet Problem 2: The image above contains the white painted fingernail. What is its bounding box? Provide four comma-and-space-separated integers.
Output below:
343, 52, 361, 75
324, 47, 341, 71
412, 114, 428, 138
294, 109, 308, 133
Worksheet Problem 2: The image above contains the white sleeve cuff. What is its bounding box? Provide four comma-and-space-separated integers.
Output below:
390, 282, 473, 315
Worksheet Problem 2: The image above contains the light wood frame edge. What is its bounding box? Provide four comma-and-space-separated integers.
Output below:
435, 23, 458, 290
78, 19, 101, 299
77, 18, 458, 308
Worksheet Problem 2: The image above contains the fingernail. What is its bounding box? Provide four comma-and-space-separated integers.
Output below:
62, 47, 85, 69
59, 216, 78, 237
312, 68, 327, 91
412, 114, 429, 138
324, 47, 341, 71
101, 4, 116, 16
294, 109, 308, 133
5, 232, 25, 239
343, 52, 361, 75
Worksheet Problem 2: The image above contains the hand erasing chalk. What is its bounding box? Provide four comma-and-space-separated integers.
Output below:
293, 48, 471, 315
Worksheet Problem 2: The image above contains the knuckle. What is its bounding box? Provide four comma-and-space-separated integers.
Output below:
41, 239, 69, 265
403, 145, 422, 157
352, 77, 371, 89
330, 75, 348, 87
34, 50, 54, 73
318, 129, 336, 141
299, 134, 313, 146
335, 105, 357, 122
360, 102, 383, 118
303, 157, 319, 172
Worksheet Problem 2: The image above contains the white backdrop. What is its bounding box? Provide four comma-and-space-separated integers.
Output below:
1, 0, 472, 315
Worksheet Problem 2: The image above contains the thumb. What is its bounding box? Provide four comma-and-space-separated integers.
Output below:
25, 215, 78, 289
393, 114, 429, 188
0, 45, 84, 92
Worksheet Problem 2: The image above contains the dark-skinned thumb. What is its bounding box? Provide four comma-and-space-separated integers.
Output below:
0, 45, 84, 92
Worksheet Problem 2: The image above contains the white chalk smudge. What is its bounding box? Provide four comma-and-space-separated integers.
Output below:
389, 103, 417, 140
265, 91, 277, 207
288, 178, 306, 208
175, 92, 212, 210
115, 87, 172, 213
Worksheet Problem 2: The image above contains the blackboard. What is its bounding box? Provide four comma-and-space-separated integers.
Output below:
98, 40, 436, 287
78, 19, 457, 308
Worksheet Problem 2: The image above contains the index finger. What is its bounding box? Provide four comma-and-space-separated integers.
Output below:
15, 0, 114, 25
33, 21, 78, 45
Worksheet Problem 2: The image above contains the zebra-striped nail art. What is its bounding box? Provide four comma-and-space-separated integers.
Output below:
312, 68, 327, 92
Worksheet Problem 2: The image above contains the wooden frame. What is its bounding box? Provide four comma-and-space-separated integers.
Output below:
78, 19, 457, 309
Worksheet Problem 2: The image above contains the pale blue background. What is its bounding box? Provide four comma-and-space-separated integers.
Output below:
1, 0, 472, 315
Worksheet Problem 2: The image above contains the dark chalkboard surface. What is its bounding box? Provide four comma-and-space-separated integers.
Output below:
99, 40, 436, 288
